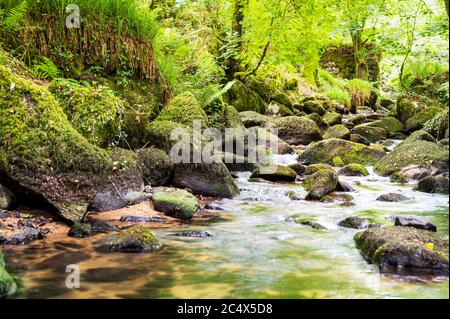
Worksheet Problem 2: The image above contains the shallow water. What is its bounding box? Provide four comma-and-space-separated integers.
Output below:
3, 160, 449, 299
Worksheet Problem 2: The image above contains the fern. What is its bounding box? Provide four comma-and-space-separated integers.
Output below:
31, 57, 60, 80
0, 0, 28, 33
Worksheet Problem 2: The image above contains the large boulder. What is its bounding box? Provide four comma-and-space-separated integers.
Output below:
224, 80, 267, 113
367, 117, 404, 137
323, 111, 342, 126
374, 131, 449, 176
338, 163, 369, 177
157, 92, 208, 127
299, 139, 385, 166
272, 116, 322, 145
307, 113, 329, 131
352, 124, 387, 143
144, 120, 192, 154
110, 225, 161, 253
137, 148, 173, 186
405, 106, 442, 133
417, 175, 449, 195
396, 97, 418, 124
302, 100, 326, 116
323, 124, 351, 140
152, 189, 199, 220
266, 101, 294, 117
303, 169, 338, 200
223, 105, 244, 129
171, 162, 239, 198
250, 165, 297, 182
0, 65, 142, 221
354, 227, 449, 275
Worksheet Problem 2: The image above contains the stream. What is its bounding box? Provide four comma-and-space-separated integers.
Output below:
3, 152, 449, 299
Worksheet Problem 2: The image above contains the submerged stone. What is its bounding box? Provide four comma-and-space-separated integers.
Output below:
376, 193, 410, 202
120, 216, 166, 223
68, 222, 92, 238
339, 217, 368, 229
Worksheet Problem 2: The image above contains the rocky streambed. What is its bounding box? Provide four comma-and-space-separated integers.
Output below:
0, 154, 448, 299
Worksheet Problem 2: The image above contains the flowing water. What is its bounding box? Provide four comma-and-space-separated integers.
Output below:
3, 155, 449, 299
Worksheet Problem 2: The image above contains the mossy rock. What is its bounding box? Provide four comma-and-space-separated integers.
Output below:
247, 76, 280, 102
239, 111, 272, 128
332, 156, 345, 167
338, 163, 369, 176
224, 80, 267, 113
304, 164, 334, 175
223, 105, 244, 128
323, 124, 351, 140
303, 169, 338, 200
286, 214, 326, 229
0, 267, 17, 298
323, 111, 342, 126
354, 227, 449, 275
299, 138, 385, 166
302, 100, 326, 116
171, 162, 239, 198
157, 92, 208, 127
222, 152, 258, 172
49, 80, 126, 148
352, 124, 387, 143
374, 131, 449, 176
272, 93, 294, 108
390, 172, 408, 184
0, 64, 145, 221
137, 148, 173, 186
266, 101, 294, 117
144, 120, 192, 154
287, 163, 306, 176
396, 97, 418, 124
68, 222, 93, 238
405, 106, 442, 133
152, 189, 199, 220
417, 175, 449, 195
424, 110, 449, 140
0, 184, 14, 210
306, 113, 329, 131
272, 116, 322, 145
250, 165, 297, 182
350, 133, 370, 146
110, 225, 161, 253
367, 117, 404, 136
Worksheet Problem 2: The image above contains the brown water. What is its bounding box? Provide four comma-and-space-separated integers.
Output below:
3, 166, 449, 299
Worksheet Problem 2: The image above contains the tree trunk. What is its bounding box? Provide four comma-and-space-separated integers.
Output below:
445, 0, 449, 16
225, 0, 248, 79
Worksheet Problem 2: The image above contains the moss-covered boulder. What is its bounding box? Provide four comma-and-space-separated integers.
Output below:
424, 110, 449, 140
306, 113, 329, 131
367, 117, 404, 137
374, 131, 449, 176
338, 163, 369, 176
250, 165, 297, 182
152, 189, 199, 220
171, 162, 239, 198
354, 227, 449, 275
302, 100, 326, 116
239, 111, 272, 128
68, 222, 93, 238
405, 106, 442, 133
0, 64, 143, 221
110, 225, 161, 253
157, 92, 208, 127
287, 163, 306, 176
323, 112, 342, 126
299, 139, 385, 165
272, 116, 322, 145
396, 97, 418, 124
222, 153, 258, 172
0, 184, 15, 210
304, 164, 334, 175
417, 175, 449, 195
286, 214, 326, 229
137, 148, 173, 186
303, 169, 338, 200
266, 101, 294, 117
49, 80, 126, 148
350, 134, 370, 146
339, 217, 368, 229
224, 80, 267, 113
144, 120, 192, 154
223, 105, 244, 128
323, 124, 351, 140
352, 124, 387, 143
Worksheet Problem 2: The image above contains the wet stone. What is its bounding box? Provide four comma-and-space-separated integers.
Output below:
393, 215, 437, 232
120, 216, 166, 223
0, 226, 43, 245
376, 193, 410, 202
171, 231, 214, 238
338, 217, 368, 229
90, 220, 118, 233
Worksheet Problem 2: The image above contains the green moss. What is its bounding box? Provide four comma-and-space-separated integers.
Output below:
157, 92, 208, 127
272, 116, 322, 145
239, 111, 272, 128
224, 80, 267, 114
302, 100, 326, 115
144, 120, 192, 153
299, 138, 385, 166
303, 169, 338, 200
322, 112, 342, 126
374, 133, 449, 176
332, 156, 345, 167
304, 164, 334, 175
111, 225, 161, 252
0, 64, 112, 173
424, 110, 449, 140
0, 267, 17, 298
338, 163, 369, 176
307, 113, 329, 131
367, 117, 404, 135
152, 189, 199, 220
49, 79, 126, 147
323, 124, 351, 140
250, 165, 297, 182
405, 106, 442, 133
396, 97, 418, 124
352, 124, 387, 143
223, 104, 244, 128
390, 172, 408, 184
247, 76, 281, 102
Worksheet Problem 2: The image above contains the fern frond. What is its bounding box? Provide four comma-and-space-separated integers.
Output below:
2, 0, 28, 33
31, 57, 60, 80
